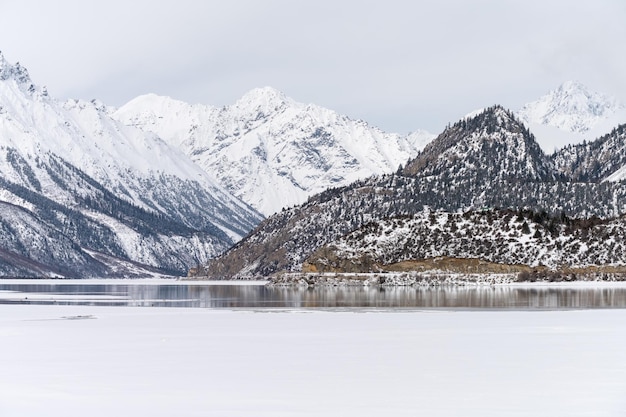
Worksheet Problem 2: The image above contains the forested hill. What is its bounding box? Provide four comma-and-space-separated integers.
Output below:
304, 209, 626, 275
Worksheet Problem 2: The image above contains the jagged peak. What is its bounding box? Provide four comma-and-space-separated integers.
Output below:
233, 86, 296, 116
0, 51, 32, 85
552, 80, 605, 99
63, 98, 114, 114
0, 51, 49, 101
518, 81, 622, 134
403, 104, 551, 180
546, 80, 619, 113
557, 80, 588, 94
452, 105, 527, 135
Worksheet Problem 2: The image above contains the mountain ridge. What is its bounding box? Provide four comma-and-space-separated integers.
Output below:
114, 87, 434, 215
404, 105, 556, 182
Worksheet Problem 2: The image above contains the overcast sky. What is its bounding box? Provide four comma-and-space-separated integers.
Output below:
1, 0, 625, 134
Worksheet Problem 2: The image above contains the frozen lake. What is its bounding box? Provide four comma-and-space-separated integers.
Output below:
2, 280, 626, 416
1, 304, 626, 417
3, 279, 626, 309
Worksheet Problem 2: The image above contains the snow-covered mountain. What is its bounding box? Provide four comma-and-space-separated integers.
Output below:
404, 105, 556, 182
517, 81, 626, 153
198, 106, 626, 279
114, 87, 434, 215
0, 51, 262, 277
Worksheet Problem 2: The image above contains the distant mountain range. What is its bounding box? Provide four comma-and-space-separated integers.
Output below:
1, 49, 626, 278
114, 81, 626, 215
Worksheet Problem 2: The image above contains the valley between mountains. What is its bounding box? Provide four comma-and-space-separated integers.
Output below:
1, 50, 626, 279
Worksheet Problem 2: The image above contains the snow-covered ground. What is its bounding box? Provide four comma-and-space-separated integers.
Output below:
1, 304, 625, 417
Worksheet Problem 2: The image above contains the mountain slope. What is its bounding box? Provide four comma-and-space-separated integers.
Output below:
552, 124, 626, 182
113, 87, 434, 215
0, 51, 262, 277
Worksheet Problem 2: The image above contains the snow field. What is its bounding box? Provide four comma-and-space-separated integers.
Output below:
1, 305, 625, 417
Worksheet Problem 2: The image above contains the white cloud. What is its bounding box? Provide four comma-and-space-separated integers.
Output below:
1, 0, 625, 133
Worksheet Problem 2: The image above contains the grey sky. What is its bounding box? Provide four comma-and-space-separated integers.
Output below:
1, 0, 625, 134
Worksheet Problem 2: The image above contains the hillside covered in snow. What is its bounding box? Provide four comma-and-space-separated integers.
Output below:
304, 209, 626, 275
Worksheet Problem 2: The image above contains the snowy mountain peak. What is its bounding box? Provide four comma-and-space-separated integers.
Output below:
233, 86, 296, 116
0, 52, 47, 101
461, 105, 520, 131
518, 81, 623, 134
115, 88, 434, 215
0, 53, 264, 276
404, 105, 553, 182
557, 80, 590, 95
462, 105, 527, 136
551, 80, 619, 118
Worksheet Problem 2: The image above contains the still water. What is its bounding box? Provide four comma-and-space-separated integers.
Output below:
2, 280, 626, 309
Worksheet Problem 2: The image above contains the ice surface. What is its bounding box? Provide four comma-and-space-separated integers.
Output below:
1, 304, 625, 417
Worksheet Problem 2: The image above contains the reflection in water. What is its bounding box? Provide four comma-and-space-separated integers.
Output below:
1, 282, 626, 309
263, 286, 626, 309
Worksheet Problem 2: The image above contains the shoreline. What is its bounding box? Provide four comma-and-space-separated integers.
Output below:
4, 275, 626, 289
267, 271, 626, 287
